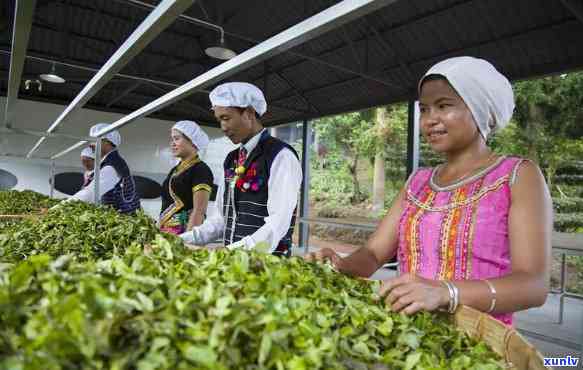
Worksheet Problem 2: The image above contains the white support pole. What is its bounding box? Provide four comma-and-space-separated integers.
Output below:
95, 0, 398, 138
52, 0, 399, 159
3, 0, 37, 128
49, 160, 55, 198
406, 100, 420, 177
93, 139, 102, 205
27, 0, 196, 158
50, 140, 88, 160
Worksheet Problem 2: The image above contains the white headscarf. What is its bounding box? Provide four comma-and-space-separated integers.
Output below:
209, 82, 267, 116
80, 147, 94, 159
89, 123, 122, 146
172, 120, 210, 152
419, 56, 515, 139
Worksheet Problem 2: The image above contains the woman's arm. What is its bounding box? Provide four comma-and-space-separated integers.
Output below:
383, 161, 552, 315
306, 187, 406, 278
187, 189, 210, 230
455, 160, 552, 313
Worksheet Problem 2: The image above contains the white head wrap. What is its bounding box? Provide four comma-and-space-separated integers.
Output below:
172, 120, 210, 152
80, 147, 95, 159
419, 56, 515, 139
209, 82, 267, 116
89, 123, 122, 146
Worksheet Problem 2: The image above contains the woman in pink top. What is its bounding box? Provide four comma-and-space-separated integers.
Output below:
306, 56, 552, 325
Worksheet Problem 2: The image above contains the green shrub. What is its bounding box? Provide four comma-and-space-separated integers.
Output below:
554, 213, 583, 233
552, 198, 583, 213
556, 162, 583, 176
555, 174, 583, 186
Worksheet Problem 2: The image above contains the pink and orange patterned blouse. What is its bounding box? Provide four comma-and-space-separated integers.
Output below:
398, 156, 528, 325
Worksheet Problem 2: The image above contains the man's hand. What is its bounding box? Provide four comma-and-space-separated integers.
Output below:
179, 231, 195, 244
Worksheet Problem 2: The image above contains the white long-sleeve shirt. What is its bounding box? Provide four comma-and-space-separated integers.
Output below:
70, 152, 120, 204
181, 129, 303, 253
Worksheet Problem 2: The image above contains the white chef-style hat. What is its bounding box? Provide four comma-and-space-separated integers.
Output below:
89, 123, 121, 146
209, 82, 267, 117
172, 120, 210, 152
80, 147, 95, 159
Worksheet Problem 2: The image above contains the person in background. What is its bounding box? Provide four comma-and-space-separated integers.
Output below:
306, 56, 552, 326
180, 82, 302, 257
65, 123, 140, 214
80, 147, 95, 188
159, 120, 214, 235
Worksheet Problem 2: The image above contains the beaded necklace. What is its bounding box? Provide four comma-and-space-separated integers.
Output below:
430, 153, 501, 191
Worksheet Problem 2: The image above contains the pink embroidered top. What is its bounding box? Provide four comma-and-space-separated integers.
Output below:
398, 156, 527, 326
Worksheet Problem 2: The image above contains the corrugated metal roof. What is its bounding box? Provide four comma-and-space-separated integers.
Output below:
1, 0, 583, 128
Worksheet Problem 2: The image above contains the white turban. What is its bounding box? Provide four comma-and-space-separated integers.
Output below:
80, 147, 94, 159
419, 56, 515, 139
172, 120, 210, 152
209, 82, 267, 116
89, 123, 122, 146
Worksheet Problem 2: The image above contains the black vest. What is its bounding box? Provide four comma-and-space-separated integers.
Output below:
100, 150, 140, 214
222, 131, 299, 257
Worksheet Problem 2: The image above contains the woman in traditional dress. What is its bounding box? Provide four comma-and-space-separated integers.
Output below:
159, 121, 214, 235
306, 56, 552, 325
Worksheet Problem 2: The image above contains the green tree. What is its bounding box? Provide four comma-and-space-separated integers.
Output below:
312, 111, 374, 203
508, 72, 583, 188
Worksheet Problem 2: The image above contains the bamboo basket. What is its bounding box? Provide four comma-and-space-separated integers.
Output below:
453, 305, 547, 370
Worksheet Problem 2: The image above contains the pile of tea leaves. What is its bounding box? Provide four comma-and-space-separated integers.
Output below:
0, 201, 162, 263
0, 190, 504, 370
0, 190, 60, 215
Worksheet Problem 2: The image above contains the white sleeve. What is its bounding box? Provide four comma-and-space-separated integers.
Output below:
182, 179, 225, 245
241, 148, 302, 252
70, 165, 120, 203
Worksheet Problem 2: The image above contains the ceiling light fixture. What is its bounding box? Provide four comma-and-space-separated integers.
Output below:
205, 30, 237, 60
39, 62, 66, 83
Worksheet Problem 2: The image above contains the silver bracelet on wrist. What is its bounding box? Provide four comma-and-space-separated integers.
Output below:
442, 281, 456, 313
450, 282, 459, 313
484, 279, 497, 313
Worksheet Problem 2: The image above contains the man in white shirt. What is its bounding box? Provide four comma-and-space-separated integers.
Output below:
68, 123, 140, 214
180, 82, 302, 257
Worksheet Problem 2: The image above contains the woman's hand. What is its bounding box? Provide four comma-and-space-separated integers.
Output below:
304, 248, 346, 271
379, 273, 450, 315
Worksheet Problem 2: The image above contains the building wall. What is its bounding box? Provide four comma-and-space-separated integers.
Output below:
0, 98, 236, 219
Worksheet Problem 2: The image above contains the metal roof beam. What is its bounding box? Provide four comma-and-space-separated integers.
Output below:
94, 0, 397, 138
0, 49, 198, 90
30, 20, 208, 75
51, 0, 399, 160
363, 17, 415, 84
247, 0, 471, 89
273, 71, 322, 115
51, 140, 90, 160
77, 0, 404, 90
26, 0, 196, 158
0, 127, 93, 141
3, 0, 37, 129
270, 16, 576, 106
105, 82, 144, 108
340, 27, 363, 72
561, 0, 583, 25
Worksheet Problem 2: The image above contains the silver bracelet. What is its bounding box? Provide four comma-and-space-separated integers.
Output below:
442, 281, 455, 313
484, 279, 497, 313
450, 282, 459, 313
